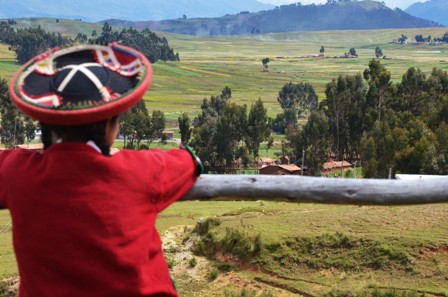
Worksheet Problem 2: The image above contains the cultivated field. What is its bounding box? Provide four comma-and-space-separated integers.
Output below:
2, 23, 447, 122
149, 27, 448, 120
1, 24, 448, 296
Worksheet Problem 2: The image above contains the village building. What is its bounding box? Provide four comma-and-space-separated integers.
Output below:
256, 157, 276, 168
322, 159, 352, 176
259, 164, 302, 175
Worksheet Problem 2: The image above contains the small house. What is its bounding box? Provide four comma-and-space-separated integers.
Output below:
322, 159, 352, 175
260, 164, 302, 175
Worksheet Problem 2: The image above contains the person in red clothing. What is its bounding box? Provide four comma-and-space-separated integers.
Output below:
0, 43, 202, 297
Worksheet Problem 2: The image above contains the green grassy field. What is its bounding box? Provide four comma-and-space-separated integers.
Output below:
157, 201, 448, 296
2, 201, 448, 295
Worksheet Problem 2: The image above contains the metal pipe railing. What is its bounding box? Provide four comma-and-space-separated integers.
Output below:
182, 175, 448, 205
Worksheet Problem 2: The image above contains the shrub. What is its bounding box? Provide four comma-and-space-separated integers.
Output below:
188, 257, 197, 268
193, 217, 222, 236
166, 258, 176, 269
217, 262, 235, 272
220, 228, 263, 261
209, 268, 219, 281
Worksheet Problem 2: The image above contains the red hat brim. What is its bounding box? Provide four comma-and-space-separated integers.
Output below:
9, 43, 152, 125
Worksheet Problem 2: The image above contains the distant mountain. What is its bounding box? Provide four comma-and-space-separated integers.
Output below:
107, 0, 441, 36
0, 0, 273, 22
405, 0, 448, 26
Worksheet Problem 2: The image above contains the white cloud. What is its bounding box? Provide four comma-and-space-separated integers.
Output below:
257, 0, 421, 9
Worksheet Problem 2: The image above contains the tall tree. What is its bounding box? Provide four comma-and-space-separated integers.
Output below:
178, 113, 192, 145
246, 98, 270, 164
146, 110, 166, 145
322, 74, 365, 161
363, 59, 393, 123
375, 46, 383, 58
190, 87, 249, 173
119, 100, 150, 149
277, 82, 318, 118
298, 111, 330, 176
395, 67, 428, 118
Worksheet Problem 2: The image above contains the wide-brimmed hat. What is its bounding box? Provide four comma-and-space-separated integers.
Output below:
9, 43, 152, 125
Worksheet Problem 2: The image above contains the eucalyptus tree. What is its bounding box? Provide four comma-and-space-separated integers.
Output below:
277, 81, 318, 119
246, 98, 271, 164
322, 74, 366, 162
119, 100, 150, 149
190, 87, 249, 173
363, 59, 394, 124
299, 110, 330, 176
395, 67, 428, 118
178, 113, 192, 145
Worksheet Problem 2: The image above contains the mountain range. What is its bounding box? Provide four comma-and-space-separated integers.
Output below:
405, 0, 448, 26
107, 1, 441, 36
0, 0, 273, 22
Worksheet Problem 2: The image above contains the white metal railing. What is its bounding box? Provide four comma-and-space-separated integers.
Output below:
182, 175, 448, 205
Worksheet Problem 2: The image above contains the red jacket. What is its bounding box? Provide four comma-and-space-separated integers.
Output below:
0, 142, 198, 297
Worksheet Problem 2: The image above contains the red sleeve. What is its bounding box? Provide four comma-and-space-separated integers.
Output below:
151, 148, 198, 212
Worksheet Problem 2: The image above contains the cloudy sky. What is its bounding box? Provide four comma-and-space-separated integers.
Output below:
258, 0, 424, 9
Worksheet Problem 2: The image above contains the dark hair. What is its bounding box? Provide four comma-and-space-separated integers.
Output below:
40, 117, 118, 157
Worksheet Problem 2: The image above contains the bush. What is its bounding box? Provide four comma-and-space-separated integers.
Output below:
217, 262, 235, 272
189, 257, 197, 268
220, 228, 263, 261
193, 217, 222, 236
166, 258, 176, 269
209, 268, 219, 281
272, 233, 412, 272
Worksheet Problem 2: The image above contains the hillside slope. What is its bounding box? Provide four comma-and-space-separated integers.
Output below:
405, 0, 448, 26
0, 0, 273, 22
113, 0, 441, 36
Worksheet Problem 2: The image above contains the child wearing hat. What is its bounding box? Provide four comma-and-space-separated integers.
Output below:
0, 43, 202, 296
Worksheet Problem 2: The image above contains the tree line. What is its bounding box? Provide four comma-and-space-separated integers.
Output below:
0, 21, 179, 64
395, 32, 448, 44
177, 60, 447, 178
273, 60, 448, 178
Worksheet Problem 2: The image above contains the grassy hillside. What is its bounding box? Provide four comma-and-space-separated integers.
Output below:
2, 24, 448, 122
1, 25, 448, 122
158, 201, 448, 296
